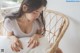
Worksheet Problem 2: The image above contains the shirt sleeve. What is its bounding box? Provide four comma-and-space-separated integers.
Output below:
4, 18, 13, 32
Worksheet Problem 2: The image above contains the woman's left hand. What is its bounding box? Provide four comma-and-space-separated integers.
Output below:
28, 34, 43, 49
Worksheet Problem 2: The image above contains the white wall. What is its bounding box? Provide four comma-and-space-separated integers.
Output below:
47, 0, 80, 23
47, 0, 80, 53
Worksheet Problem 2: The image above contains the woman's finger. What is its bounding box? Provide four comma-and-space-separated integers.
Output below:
31, 40, 39, 48
28, 39, 33, 47
14, 47, 20, 52
19, 40, 23, 49
28, 38, 31, 43
35, 40, 39, 46
31, 40, 36, 48
15, 42, 21, 51
28, 39, 39, 48
13, 43, 20, 52
33, 40, 39, 48
11, 44, 14, 51
11, 44, 16, 52
16, 40, 23, 49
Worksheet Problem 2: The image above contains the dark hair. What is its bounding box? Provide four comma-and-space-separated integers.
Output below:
5, 0, 47, 35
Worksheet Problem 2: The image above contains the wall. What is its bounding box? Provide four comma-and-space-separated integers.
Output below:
47, 0, 80, 53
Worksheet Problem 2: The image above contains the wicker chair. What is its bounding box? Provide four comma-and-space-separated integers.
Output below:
43, 9, 69, 53
0, 9, 69, 53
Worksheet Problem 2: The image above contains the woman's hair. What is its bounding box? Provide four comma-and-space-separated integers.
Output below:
5, 0, 47, 35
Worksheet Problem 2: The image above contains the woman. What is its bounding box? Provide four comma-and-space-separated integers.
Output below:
4, 0, 62, 53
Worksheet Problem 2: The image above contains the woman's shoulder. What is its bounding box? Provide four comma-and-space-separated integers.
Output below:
4, 18, 15, 26
4, 17, 16, 29
4, 18, 12, 23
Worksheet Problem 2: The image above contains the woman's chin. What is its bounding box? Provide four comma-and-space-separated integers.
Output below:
28, 20, 34, 23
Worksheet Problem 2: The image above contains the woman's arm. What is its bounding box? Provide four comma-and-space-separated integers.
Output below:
7, 32, 18, 41
7, 31, 23, 52
35, 27, 45, 38
28, 28, 44, 48
4, 18, 23, 52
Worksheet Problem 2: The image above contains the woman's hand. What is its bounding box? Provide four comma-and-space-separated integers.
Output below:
10, 36, 23, 52
28, 34, 43, 49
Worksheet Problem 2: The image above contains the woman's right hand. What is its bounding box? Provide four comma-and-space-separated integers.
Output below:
10, 36, 23, 52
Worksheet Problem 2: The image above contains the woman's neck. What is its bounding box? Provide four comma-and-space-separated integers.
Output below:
17, 15, 33, 25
